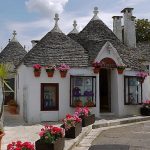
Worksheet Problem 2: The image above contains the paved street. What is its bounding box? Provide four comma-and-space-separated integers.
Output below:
92, 121, 150, 150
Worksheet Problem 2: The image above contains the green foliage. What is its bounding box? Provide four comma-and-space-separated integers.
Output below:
136, 19, 150, 42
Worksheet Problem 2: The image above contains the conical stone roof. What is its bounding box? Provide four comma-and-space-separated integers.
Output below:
0, 31, 27, 66
22, 14, 88, 67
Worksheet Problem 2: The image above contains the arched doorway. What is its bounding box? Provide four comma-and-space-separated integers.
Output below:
99, 58, 117, 113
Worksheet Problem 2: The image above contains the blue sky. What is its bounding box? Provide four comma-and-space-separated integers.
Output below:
0, 0, 150, 51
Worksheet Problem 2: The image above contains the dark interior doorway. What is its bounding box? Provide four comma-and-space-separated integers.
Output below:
100, 69, 111, 113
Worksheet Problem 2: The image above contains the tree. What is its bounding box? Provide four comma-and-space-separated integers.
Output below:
135, 19, 150, 42
0, 63, 12, 123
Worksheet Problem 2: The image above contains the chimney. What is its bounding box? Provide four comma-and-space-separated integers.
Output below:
112, 16, 123, 41
121, 8, 136, 48
31, 40, 39, 48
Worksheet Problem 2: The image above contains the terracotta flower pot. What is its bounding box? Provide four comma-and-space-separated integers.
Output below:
46, 71, 54, 77
93, 68, 100, 74
34, 71, 41, 77
85, 101, 95, 107
117, 69, 124, 74
60, 71, 67, 78
8, 105, 17, 114
0, 131, 5, 150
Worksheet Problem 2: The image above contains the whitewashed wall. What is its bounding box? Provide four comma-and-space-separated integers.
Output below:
17, 65, 100, 123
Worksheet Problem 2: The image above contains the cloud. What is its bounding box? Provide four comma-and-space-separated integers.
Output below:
25, 0, 69, 17
119, 0, 149, 6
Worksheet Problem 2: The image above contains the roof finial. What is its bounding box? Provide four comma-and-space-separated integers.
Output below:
69, 20, 79, 34
92, 7, 100, 21
11, 30, 17, 42
51, 13, 62, 33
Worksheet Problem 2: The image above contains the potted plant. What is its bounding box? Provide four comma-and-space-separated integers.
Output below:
85, 100, 95, 107
137, 71, 148, 84
140, 100, 150, 116
92, 61, 101, 74
117, 65, 126, 74
35, 125, 65, 150
7, 99, 18, 114
45, 65, 56, 77
57, 64, 70, 78
7, 141, 34, 150
33, 64, 42, 77
62, 114, 82, 138
75, 107, 95, 127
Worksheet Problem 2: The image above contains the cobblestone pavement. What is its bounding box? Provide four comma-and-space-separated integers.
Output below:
92, 121, 150, 150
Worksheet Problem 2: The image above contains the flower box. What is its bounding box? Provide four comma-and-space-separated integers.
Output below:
140, 107, 150, 116
79, 114, 95, 127
35, 137, 65, 150
62, 122, 82, 138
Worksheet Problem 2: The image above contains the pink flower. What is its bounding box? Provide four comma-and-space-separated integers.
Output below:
57, 64, 70, 71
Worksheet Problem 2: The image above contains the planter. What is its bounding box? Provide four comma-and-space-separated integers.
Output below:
8, 105, 17, 114
62, 122, 82, 138
60, 71, 67, 78
80, 114, 95, 127
35, 137, 65, 150
0, 131, 5, 150
34, 71, 41, 77
93, 68, 100, 74
74, 101, 83, 107
117, 69, 124, 74
46, 71, 54, 77
140, 107, 150, 116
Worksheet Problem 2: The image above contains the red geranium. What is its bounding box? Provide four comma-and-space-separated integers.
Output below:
38, 125, 65, 143
7, 141, 34, 150
62, 114, 82, 130
33, 64, 42, 72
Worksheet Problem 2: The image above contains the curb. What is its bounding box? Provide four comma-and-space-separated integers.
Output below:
92, 116, 150, 129
64, 125, 92, 150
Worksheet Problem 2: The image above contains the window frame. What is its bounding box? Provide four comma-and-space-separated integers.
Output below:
124, 76, 143, 105
41, 83, 59, 111
70, 75, 96, 107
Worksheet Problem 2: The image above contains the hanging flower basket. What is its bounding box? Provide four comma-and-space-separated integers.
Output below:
45, 65, 56, 77
59, 71, 67, 78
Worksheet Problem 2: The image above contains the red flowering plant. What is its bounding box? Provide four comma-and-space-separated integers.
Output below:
45, 65, 56, 72
38, 125, 65, 143
62, 114, 82, 130
7, 141, 34, 150
33, 64, 42, 72
57, 64, 70, 72
75, 107, 91, 117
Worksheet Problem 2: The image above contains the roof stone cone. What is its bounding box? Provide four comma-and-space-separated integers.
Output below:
69, 20, 79, 34
51, 13, 62, 33
91, 7, 100, 21
11, 30, 18, 42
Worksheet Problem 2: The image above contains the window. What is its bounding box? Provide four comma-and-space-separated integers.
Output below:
70, 76, 96, 107
41, 83, 59, 111
124, 76, 142, 105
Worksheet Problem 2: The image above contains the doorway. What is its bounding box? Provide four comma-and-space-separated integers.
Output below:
100, 69, 111, 113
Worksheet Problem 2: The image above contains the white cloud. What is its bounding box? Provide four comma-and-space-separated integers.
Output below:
120, 0, 148, 6
25, 0, 69, 17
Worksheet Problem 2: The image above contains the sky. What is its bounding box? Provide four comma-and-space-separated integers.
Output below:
0, 0, 150, 51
